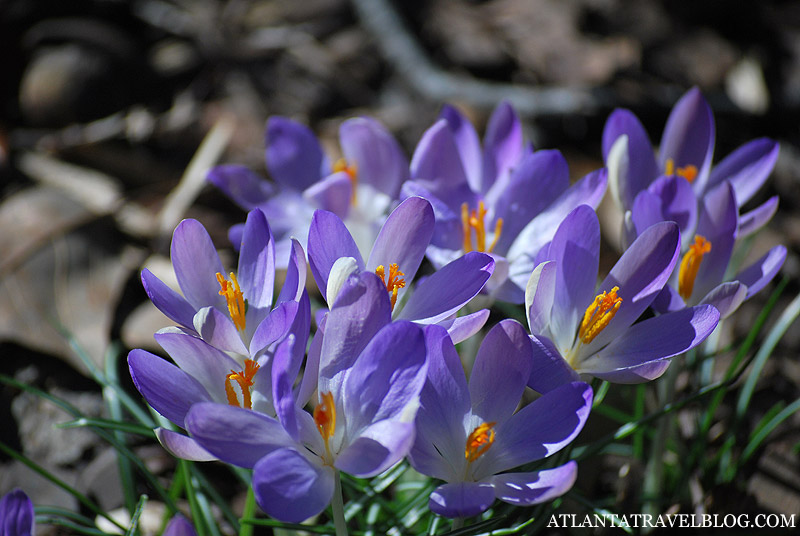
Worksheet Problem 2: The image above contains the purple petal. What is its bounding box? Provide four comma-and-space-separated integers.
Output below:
272, 336, 300, 441
237, 208, 275, 314
469, 320, 533, 425
594, 360, 672, 383
307, 210, 363, 302
440, 309, 490, 344
163, 515, 198, 536
658, 87, 715, 194
584, 305, 720, 376
491, 461, 577, 506
252, 447, 334, 523
128, 349, 213, 427
739, 196, 779, 238
296, 317, 324, 408
698, 282, 748, 319
410, 119, 470, 195
707, 138, 779, 205
185, 402, 293, 468
737, 245, 787, 299
0, 489, 34, 536
490, 150, 570, 255
171, 219, 225, 310
266, 116, 325, 191
429, 482, 496, 518
367, 196, 434, 287
482, 101, 523, 194
478, 381, 592, 476
319, 272, 392, 383
401, 181, 465, 252
651, 284, 686, 315
526, 261, 556, 336
276, 239, 308, 304
633, 174, 698, 240
192, 306, 249, 356
249, 300, 299, 356
603, 109, 659, 210
153, 329, 241, 403
587, 221, 680, 351
692, 183, 737, 300
340, 117, 408, 198
141, 269, 196, 329
303, 172, 352, 219
336, 421, 416, 477
206, 164, 273, 210
440, 104, 482, 191
397, 252, 494, 324
155, 428, 217, 462
527, 334, 580, 394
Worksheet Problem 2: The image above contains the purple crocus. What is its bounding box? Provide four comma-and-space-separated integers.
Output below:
408, 322, 592, 518
604, 87, 779, 245
208, 116, 408, 263
524, 205, 720, 392
163, 515, 197, 536
0, 489, 34, 536
307, 196, 495, 343
403, 103, 607, 303
183, 272, 428, 523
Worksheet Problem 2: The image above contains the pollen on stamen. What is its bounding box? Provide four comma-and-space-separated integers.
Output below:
461, 200, 502, 253
375, 263, 406, 310
333, 158, 358, 205
579, 286, 623, 345
216, 272, 246, 332
314, 391, 336, 440
465, 422, 496, 463
225, 359, 260, 410
678, 235, 712, 300
665, 158, 698, 183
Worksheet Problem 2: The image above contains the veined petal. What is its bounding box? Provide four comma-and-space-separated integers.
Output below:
491, 461, 578, 506
171, 219, 225, 310
272, 336, 300, 441
303, 172, 352, 219
238, 208, 275, 315
482, 101, 523, 195
692, 182, 737, 301
0, 489, 34, 536
155, 428, 217, 462
206, 164, 273, 210
634, 175, 698, 242
526, 261, 556, 336
603, 109, 659, 211
737, 245, 787, 299
340, 116, 408, 198
308, 210, 364, 303
739, 196, 779, 238
440, 104, 482, 191
698, 281, 748, 319
249, 300, 299, 356
141, 269, 196, 329
469, 320, 532, 425
335, 420, 416, 477
266, 116, 326, 191
276, 238, 307, 304
707, 137, 779, 206
440, 309, 490, 344
527, 334, 580, 394
591, 360, 672, 384
429, 482, 496, 518
192, 306, 249, 356
252, 447, 335, 523
410, 119, 470, 196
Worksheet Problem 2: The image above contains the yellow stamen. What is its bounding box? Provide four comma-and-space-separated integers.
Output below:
314, 391, 336, 461
678, 235, 712, 300
460, 201, 503, 253
579, 286, 623, 344
375, 263, 406, 310
665, 158, 698, 183
216, 272, 246, 332
333, 157, 358, 205
225, 359, 260, 410
465, 422, 496, 463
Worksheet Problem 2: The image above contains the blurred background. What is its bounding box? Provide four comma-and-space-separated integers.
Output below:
1, 0, 799, 533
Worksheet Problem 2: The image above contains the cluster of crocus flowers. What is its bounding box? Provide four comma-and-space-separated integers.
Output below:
125, 88, 786, 531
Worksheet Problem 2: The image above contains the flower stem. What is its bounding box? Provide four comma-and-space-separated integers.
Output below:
332, 471, 349, 536
239, 484, 256, 536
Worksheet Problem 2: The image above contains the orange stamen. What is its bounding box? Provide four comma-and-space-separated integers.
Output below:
333, 157, 358, 205
665, 158, 698, 183
225, 359, 260, 410
579, 286, 623, 344
375, 263, 406, 310
216, 272, 246, 332
678, 235, 712, 300
460, 201, 503, 253
314, 391, 336, 443
465, 422, 496, 463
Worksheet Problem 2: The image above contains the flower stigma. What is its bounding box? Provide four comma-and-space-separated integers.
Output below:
225, 359, 260, 410
375, 263, 406, 310
216, 272, 246, 332
578, 286, 623, 345
665, 158, 698, 183
314, 391, 336, 462
465, 422, 496, 467
333, 157, 358, 205
678, 235, 712, 300
461, 201, 503, 253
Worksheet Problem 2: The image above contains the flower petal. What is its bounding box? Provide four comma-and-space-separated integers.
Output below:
0, 489, 34, 536
192, 306, 249, 356
237, 208, 275, 315
266, 116, 326, 191
340, 117, 408, 198
336, 420, 416, 477
155, 428, 217, 462
252, 447, 335, 523
491, 461, 578, 506
307, 210, 364, 303
276, 238, 308, 304
691, 182, 737, 300
633, 174, 698, 242
397, 252, 494, 324
272, 336, 300, 442
469, 319, 533, 425
429, 482, 496, 518
185, 402, 293, 468
410, 119, 470, 197
141, 269, 196, 329
739, 196, 779, 238
482, 101, 523, 194
249, 300, 299, 356
440, 309, 490, 344
698, 281, 748, 319
440, 104, 482, 191
527, 334, 580, 394
707, 137, 779, 206
303, 172, 352, 219
163, 515, 198, 536
736, 245, 787, 299
525, 261, 556, 336
603, 109, 659, 211
128, 349, 213, 427
171, 219, 225, 310
206, 164, 273, 210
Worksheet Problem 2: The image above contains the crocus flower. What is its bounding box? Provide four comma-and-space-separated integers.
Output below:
208, 116, 408, 262
604, 86, 779, 246
163, 515, 197, 536
403, 103, 607, 303
408, 322, 592, 518
141, 208, 307, 363
184, 272, 428, 523
0, 489, 34, 536
525, 205, 720, 392
307, 196, 495, 343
